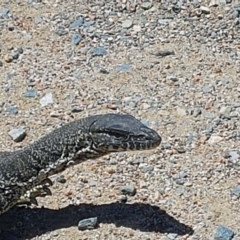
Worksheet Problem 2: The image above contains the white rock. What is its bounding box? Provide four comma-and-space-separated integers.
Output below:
207, 135, 223, 145
40, 92, 54, 107
209, 0, 226, 7
200, 6, 211, 14
133, 25, 141, 32
176, 107, 187, 117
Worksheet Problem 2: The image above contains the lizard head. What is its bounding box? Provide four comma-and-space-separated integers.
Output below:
87, 113, 161, 153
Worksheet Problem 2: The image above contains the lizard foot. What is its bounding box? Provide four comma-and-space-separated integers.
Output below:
17, 178, 53, 206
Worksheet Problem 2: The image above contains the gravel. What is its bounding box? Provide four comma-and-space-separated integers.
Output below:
0, 0, 240, 239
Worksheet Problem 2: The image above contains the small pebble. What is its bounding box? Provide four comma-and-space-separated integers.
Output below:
122, 19, 133, 29
70, 18, 84, 28
8, 128, 26, 142
11, 51, 19, 59
139, 164, 154, 172
2, 8, 10, 18
117, 64, 132, 72
120, 185, 136, 196
7, 106, 18, 115
55, 28, 68, 36
200, 6, 211, 14
193, 108, 202, 117
231, 186, 240, 197
56, 175, 67, 184
4, 54, 13, 63
78, 217, 98, 231
40, 92, 54, 107
176, 107, 187, 117
118, 195, 128, 203
92, 47, 107, 57
71, 107, 83, 113
24, 89, 37, 98
71, 34, 82, 45
100, 68, 109, 74
207, 135, 223, 145
141, 2, 153, 10
155, 50, 175, 57
214, 225, 234, 240
229, 151, 239, 161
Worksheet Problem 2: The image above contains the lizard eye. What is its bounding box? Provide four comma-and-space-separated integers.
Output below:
114, 133, 124, 139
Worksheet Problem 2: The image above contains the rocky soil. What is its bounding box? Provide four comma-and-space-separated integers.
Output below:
0, 0, 240, 239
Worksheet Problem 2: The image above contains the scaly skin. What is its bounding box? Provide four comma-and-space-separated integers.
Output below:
0, 113, 161, 215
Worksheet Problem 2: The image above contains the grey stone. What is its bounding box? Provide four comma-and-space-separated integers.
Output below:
175, 178, 185, 185
141, 2, 153, 10
140, 165, 154, 172
17, 47, 23, 54
11, 51, 19, 59
70, 18, 84, 28
158, 19, 172, 25
209, 0, 226, 7
7, 106, 18, 115
2, 8, 10, 18
117, 64, 132, 72
174, 147, 186, 154
8, 128, 26, 142
167, 75, 178, 82
34, 17, 43, 24
155, 50, 175, 57
92, 47, 107, 57
193, 108, 202, 117
168, 233, 178, 239
99, 68, 109, 74
214, 225, 234, 240
179, 171, 188, 178
24, 89, 37, 98
71, 34, 82, 45
122, 19, 133, 29
233, 10, 240, 19
175, 186, 185, 196
83, 20, 95, 27
206, 125, 214, 134
129, 157, 143, 165
71, 107, 83, 113
118, 195, 128, 203
219, 106, 231, 116
231, 186, 240, 197
116, 167, 123, 173
78, 217, 98, 230
120, 185, 136, 196
55, 28, 68, 36
162, 142, 171, 149
202, 85, 212, 93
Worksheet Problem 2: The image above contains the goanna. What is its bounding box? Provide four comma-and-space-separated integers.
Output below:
0, 113, 161, 215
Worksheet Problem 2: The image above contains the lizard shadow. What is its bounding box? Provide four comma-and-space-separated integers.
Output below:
0, 202, 193, 239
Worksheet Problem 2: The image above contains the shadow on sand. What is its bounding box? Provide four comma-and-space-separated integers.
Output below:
0, 202, 193, 239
